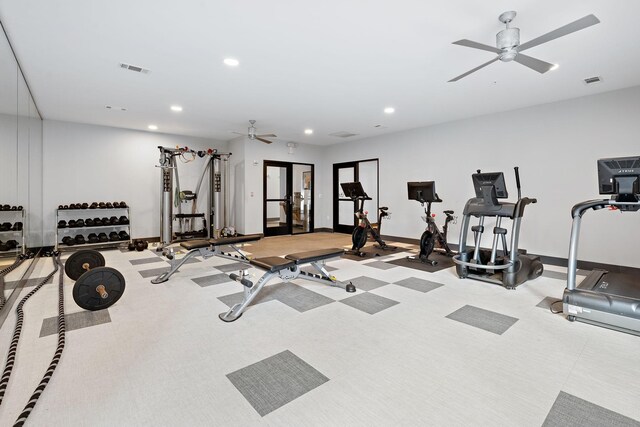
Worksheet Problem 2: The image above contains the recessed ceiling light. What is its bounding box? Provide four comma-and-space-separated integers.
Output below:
223, 58, 239, 67
148, 125, 158, 130
384, 107, 395, 114
550, 64, 559, 71
170, 105, 183, 112
304, 129, 313, 135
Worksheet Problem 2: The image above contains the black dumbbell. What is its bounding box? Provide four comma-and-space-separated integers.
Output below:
98, 232, 109, 242
1, 205, 10, 211
127, 242, 136, 251
69, 203, 77, 209
75, 234, 86, 245
93, 217, 103, 226
108, 231, 120, 241
12, 222, 23, 231
106, 202, 113, 209
101, 217, 109, 225
0, 222, 11, 231
6, 240, 18, 249
99, 202, 106, 209
134, 240, 149, 251
109, 216, 119, 225
58, 220, 67, 228
112, 201, 120, 208
90, 202, 98, 209
62, 236, 76, 246
0, 241, 8, 251
118, 216, 129, 225
87, 233, 99, 244
68, 219, 77, 228
81, 203, 89, 209
85, 218, 95, 227
76, 219, 85, 228
120, 201, 127, 208
58, 204, 65, 210
118, 231, 130, 240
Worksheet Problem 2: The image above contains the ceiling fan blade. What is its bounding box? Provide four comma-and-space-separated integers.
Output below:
452, 39, 501, 54
255, 137, 273, 144
514, 53, 554, 74
257, 134, 277, 138
518, 14, 600, 52
448, 57, 499, 82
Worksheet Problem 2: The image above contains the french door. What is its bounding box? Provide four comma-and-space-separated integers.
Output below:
264, 161, 314, 236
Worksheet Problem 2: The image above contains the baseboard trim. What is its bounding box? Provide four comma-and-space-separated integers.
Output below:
314, 227, 334, 233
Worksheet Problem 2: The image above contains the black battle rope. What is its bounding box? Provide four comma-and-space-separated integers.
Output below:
0, 253, 58, 413
0, 256, 26, 312
13, 254, 64, 427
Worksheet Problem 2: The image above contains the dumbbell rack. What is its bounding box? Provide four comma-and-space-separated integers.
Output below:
0, 208, 26, 257
55, 206, 132, 251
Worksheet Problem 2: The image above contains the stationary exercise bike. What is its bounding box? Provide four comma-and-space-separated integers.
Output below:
406, 181, 455, 265
341, 182, 393, 257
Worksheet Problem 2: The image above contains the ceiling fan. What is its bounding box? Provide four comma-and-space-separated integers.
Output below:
449, 12, 600, 82
233, 120, 277, 144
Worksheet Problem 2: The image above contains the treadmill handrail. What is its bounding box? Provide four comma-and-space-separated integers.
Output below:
567, 198, 640, 290
513, 197, 537, 218
571, 199, 640, 218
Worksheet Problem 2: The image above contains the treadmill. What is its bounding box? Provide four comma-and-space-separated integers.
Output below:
563, 155, 640, 336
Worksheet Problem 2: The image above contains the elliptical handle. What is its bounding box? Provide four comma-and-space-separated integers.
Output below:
514, 166, 522, 200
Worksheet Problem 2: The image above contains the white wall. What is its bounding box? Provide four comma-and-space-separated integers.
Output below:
42, 120, 226, 245
232, 137, 326, 235
319, 86, 640, 268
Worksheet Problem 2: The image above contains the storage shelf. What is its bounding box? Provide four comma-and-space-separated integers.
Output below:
56, 205, 131, 251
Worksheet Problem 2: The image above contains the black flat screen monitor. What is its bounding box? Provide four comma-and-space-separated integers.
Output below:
340, 182, 367, 199
472, 172, 508, 199
407, 181, 440, 203
597, 156, 640, 201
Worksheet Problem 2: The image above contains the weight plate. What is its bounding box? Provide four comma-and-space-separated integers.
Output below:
64, 249, 106, 280
73, 266, 125, 311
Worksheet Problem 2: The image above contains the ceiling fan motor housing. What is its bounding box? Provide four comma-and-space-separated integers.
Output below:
497, 27, 520, 61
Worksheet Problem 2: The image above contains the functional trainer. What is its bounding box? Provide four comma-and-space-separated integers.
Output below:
563, 155, 640, 336
453, 167, 543, 288
219, 248, 355, 322
341, 181, 393, 256
151, 234, 264, 284
406, 181, 455, 265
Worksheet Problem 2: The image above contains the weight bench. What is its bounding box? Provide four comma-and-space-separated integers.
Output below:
151, 234, 263, 284
219, 248, 356, 322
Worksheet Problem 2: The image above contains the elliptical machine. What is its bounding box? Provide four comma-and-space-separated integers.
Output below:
406, 181, 455, 265
341, 182, 393, 257
453, 167, 543, 289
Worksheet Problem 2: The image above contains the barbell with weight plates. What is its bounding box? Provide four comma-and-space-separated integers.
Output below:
64, 249, 125, 311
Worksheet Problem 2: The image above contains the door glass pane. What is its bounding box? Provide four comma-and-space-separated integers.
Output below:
265, 201, 288, 230
337, 167, 355, 226
292, 164, 312, 234
266, 166, 287, 199
358, 160, 378, 225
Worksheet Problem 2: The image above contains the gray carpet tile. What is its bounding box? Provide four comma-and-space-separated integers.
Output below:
218, 282, 334, 313
446, 305, 519, 335
339, 292, 399, 315
542, 391, 640, 427
227, 350, 329, 417
138, 267, 174, 279
130, 257, 167, 266
393, 277, 444, 293
182, 256, 202, 264
364, 260, 398, 270
542, 270, 568, 281
347, 276, 389, 291
216, 261, 251, 273
192, 273, 233, 287
537, 296, 562, 310
4, 276, 53, 290
40, 310, 111, 337
386, 253, 455, 272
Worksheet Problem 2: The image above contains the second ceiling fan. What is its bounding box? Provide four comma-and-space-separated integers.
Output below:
449, 12, 600, 82
234, 120, 277, 144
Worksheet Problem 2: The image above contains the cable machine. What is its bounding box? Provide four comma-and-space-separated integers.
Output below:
157, 146, 233, 248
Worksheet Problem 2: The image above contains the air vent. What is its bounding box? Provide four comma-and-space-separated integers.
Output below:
119, 63, 150, 74
329, 131, 358, 138
583, 76, 602, 85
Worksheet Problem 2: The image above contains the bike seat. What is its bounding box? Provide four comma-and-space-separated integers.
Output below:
444, 210, 454, 215
379, 207, 388, 211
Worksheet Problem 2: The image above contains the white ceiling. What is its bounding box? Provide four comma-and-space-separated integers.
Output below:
1, 0, 639, 145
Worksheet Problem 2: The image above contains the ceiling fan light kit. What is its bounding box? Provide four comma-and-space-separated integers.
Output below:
449, 11, 600, 82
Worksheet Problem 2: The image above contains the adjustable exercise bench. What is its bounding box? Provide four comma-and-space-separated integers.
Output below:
219, 248, 356, 322
151, 234, 263, 284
